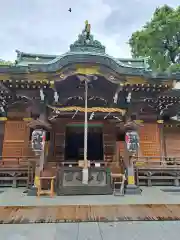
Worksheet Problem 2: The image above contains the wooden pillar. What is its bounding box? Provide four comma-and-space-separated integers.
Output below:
163, 125, 167, 157
34, 148, 46, 188
157, 120, 165, 160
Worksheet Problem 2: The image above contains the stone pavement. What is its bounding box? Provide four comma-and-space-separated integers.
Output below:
0, 221, 180, 240
0, 187, 180, 239
0, 186, 180, 206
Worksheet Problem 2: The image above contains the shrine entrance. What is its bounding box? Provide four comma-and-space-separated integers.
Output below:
64, 123, 104, 162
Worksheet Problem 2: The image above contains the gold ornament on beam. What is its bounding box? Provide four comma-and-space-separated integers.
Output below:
23, 118, 32, 121
60, 74, 65, 79
157, 120, 164, 124
48, 105, 126, 114
134, 120, 144, 124
50, 80, 54, 88
0, 117, 7, 121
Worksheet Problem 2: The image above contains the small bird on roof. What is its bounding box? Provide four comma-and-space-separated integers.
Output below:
68, 8, 72, 12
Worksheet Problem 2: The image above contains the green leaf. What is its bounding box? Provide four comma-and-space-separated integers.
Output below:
129, 5, 180, 72
0, 59, 13, 66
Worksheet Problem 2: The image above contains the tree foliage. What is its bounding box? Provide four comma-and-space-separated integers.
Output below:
129, 5, 180, 72
0, 59, 13, 66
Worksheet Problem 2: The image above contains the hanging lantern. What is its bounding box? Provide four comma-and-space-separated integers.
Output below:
31, 129, 46, 154
125, 131, 139, 153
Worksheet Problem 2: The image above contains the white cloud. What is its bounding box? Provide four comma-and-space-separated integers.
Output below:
0, 0, 179, 61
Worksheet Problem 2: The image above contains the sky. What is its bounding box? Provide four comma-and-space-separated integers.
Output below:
0, 0, 179, 61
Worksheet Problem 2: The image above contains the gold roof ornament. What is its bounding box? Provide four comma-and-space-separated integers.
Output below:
84, 20, 91, 41
85, 20, 90, 31
69, 21, 105, 53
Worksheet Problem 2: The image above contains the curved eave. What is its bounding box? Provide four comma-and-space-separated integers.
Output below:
18, 51, 58, 59
0, 52, 180, 81
15, 52, 58, 66
0, 65, 29, 74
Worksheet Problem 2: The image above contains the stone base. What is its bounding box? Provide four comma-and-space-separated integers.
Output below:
125, 184, 142, 195
27, 186, 38, 196
57, 167, 113, 195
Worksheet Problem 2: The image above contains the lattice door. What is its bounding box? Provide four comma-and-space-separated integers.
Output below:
53, 123, 66, 162
2, 121, 30, 158
119, 141, 125, 157
139, 123, 160, 157
103, 123, 116, 167
164, 127, 180, 157
0, 122, 5, 158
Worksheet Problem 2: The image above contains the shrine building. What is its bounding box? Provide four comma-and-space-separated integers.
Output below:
1, 22, 180, 195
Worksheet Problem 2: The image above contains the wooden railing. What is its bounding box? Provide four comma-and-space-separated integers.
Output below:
0, 156, 37, 188
132, 156, 180, 167
132, 156, 180, 187
2, 155, 180, 169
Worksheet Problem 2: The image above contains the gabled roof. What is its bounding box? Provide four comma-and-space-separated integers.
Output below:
15, 50, 148, 70
15, 22, 148, 71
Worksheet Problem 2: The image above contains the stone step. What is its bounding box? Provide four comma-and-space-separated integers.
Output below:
58, 185, 113, 196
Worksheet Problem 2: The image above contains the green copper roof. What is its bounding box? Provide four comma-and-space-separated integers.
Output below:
15, 50, 57, 66
15, 22, 147, 69
16, 50, 147, 69
117, 58, 149, 69
0, 22, 180, 80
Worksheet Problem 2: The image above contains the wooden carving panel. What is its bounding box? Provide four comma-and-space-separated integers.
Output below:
139, 123, 160, 157
3, 121, 27, 142
2, 143, 24, 157
164, 127, 180, 157
2, 121, 30, 158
